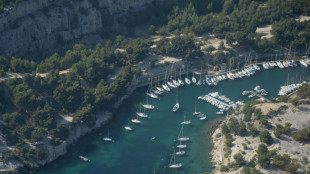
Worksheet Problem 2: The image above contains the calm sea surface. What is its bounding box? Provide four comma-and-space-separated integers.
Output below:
37, 67, 310, 174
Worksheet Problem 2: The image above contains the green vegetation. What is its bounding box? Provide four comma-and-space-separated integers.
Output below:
293, 128, 310, 143
233, 153, 246, 167
220, 165, 229, 172
297, 83, 310, 99
228, 118, 247, 136
156, 0, 310, 52
274, 123, 291, 138
155, 35, 203, 62
259, 130, 273, 145
0, 39, 138, 165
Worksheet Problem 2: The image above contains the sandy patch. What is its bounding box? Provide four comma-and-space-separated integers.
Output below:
254, 102, 298, 115
256, 25, 272, 39
295, 15, 310, 22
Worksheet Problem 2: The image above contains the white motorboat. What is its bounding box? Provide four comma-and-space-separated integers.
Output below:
199, 116, 206, 120
172, 103, 179, 112
103, 129, 113, 142
216, 111, 223, 115
79, 156, 90, 162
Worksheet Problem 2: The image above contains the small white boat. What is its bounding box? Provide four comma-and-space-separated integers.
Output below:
156, 87, 165, 92
178, 126, 190, 142
172, 92, 179, 112
181, 112, 191, 125
167, 81, 177, 88
300, 59, 308, 67
136, 103, 148, 118
147, 92, 159, 99
177, 144, 187, 149
103, 129, 113, 142
199, 116, 206, 120
142, 96, 155, 110
197, 113, 205, 117
216, 112, 223, 115
193, 105, 202, 115
177, 142, 187, 149
79, 156, 90, 162
192, 73, 197, 84
169, 152, 182, 169
131, 118, 141, 124
176, 149, 186, 155
172, 80, 180, 87
172, 103, 179, 112
178, 79, 184, 86
277, 61, 284, 68
185, 77, 191, 85
162, 84, 171, 92
124, 119, 132, 131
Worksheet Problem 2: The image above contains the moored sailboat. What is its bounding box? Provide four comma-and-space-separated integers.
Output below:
124, 119, 132, 131
169, 152, 182, 169
103, 129, 113, 142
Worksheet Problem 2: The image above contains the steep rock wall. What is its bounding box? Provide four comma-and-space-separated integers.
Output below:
0, 0, 159, 58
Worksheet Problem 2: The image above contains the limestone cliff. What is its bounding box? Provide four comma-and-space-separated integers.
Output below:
0, 0, 160, 59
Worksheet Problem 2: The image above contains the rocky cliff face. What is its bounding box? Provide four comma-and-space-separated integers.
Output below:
0, 0, 159, 59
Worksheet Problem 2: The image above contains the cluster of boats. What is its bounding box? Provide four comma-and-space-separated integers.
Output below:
196, 64, 260, 87
242, 86, 268, 99
263, 60, 298, 69
198, 92, 235, 114
299, 57, 310, 68
278, 82, 306, 96
168, 126, 190, 169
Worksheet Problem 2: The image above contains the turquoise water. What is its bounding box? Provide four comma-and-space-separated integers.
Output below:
37, 67, 310, 174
